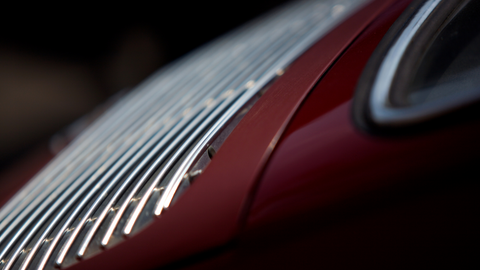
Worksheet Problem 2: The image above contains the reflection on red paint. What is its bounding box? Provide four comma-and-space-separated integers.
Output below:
247, 0, 480, 231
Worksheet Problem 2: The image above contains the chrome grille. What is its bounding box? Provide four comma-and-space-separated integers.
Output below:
0, 0, 368, 269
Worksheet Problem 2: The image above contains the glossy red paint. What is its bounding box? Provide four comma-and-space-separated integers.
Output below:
63, 1, 398, 269
246, 0, 480, 232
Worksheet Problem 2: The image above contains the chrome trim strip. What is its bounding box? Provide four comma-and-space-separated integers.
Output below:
23, 21, 261, 269
366, 0, 479, 126
102, 1, 319, 245
155, 5, 346, 215
142, 0, 370, 227
72, 3, 313, 258
0, 1, 369, 269
0, 12, 234, 238
1, 10, 249, 266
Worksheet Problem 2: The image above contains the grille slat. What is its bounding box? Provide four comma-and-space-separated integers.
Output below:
0, 1, 367, 269
62, 1, 331, 257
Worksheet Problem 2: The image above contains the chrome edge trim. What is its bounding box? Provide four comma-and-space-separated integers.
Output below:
368, 0, 480, 126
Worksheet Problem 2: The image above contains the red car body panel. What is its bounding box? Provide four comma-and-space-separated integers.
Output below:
247, 0, 418, 228
248, 0, 480, 229
4, 0, 477, 269
63, 1, 401, 269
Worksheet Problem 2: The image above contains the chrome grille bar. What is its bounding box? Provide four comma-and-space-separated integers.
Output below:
73, 6, 313, 257
0, 1, 368, 269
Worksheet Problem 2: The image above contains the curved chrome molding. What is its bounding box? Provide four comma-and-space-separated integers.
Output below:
370, 0, 441, 125
369, 0, 480, 126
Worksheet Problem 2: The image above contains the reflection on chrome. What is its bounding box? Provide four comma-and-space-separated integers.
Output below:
0, 1, 367, 269
367, 0, 480, 126
369, 0, 442, 125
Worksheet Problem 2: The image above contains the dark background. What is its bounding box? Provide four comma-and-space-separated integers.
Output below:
0, 1, 288, 167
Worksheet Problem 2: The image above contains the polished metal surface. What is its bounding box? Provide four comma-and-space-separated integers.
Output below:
368, 0, 480, 126
369, 0, 441, 125
0, 1, 368, 269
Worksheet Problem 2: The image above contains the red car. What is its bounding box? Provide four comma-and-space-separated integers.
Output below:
0, 0, 478, 269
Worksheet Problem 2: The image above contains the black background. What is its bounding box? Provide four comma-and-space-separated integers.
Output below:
0, 1, 288, 166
